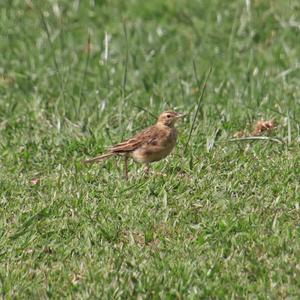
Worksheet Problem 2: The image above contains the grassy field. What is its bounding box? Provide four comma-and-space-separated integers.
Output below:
1, 0, 300, 298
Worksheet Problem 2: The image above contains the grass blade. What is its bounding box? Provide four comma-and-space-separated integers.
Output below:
122, 21, 129, 99
36, 4, 63, 90
229, 136, 284, 144
78, 33, 91, 116
185, 66, 213, 152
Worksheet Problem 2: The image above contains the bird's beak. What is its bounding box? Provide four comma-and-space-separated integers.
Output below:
175, 113, 186, 119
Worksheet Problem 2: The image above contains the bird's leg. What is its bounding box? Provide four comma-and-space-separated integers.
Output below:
124, 156, 129, 180
144, 163, 150, 175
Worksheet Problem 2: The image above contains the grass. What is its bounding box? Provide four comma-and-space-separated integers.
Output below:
1, 0, 300, 298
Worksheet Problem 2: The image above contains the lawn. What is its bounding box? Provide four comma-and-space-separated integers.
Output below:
1, 0, 300, 298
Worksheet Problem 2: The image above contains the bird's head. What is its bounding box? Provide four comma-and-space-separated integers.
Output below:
157, 111, 185, 127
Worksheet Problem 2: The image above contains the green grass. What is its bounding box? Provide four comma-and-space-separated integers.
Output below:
1, 0, 300, 298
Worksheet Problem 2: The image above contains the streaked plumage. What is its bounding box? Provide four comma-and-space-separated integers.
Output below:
84, 111, 184, 179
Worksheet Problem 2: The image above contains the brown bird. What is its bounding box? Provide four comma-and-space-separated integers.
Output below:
84, 111, 185, 179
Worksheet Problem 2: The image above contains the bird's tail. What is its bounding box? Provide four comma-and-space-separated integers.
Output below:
84, 152, 114, 164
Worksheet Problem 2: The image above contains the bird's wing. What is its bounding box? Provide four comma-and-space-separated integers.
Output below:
110, 126, 159, 153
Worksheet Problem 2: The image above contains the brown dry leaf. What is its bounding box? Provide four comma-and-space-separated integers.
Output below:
252, 119, 276, 136
233, 130, 248, 138
233, 119, 276, 138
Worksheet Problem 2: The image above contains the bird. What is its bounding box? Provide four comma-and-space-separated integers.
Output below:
84, 111, 185, 179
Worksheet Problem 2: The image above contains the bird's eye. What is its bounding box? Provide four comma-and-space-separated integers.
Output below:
167, 114, 171, 118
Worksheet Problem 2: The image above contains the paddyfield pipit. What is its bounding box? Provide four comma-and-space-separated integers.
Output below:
84, 111, 185, 179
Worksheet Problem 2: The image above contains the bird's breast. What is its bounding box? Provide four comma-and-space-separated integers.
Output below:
131, 127, 177, 163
